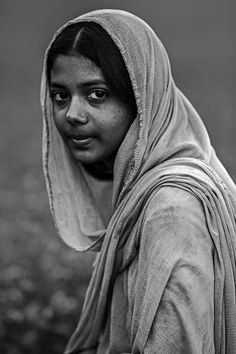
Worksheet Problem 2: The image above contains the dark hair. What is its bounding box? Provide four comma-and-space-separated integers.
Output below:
47, 22, 137, 116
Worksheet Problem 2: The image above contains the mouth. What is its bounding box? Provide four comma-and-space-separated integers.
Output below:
69, 134, 94, 146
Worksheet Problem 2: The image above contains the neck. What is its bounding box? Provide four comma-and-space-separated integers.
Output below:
83, 160, 114, 180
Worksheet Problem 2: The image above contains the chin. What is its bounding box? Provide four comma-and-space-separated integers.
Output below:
71, 152, 97, 165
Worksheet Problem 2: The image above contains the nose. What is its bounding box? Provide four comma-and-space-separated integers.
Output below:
66, 97, 88, 125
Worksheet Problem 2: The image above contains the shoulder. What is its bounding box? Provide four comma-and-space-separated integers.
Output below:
146, 185, 203, 216
143, 185, 207, 233
139, 185, 213, 270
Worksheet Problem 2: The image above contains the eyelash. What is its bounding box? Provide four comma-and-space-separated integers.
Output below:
51, 89, 108, 105
88, 90, 108, 102
52, 91, 68, 102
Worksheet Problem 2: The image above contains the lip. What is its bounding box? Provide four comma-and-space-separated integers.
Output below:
70, 135, 94, 147
69, 133, 91, 140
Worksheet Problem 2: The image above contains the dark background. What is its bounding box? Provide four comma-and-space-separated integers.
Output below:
0, 0, 235, 353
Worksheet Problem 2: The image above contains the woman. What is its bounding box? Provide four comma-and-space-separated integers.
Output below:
41, 9, 236, 353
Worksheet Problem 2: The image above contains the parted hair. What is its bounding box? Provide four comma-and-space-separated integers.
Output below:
47, 22, 137, 116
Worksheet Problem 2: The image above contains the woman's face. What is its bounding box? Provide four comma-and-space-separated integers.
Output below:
49, 55, 134, 167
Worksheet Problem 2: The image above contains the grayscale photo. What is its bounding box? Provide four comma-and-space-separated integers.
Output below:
1, 1, 235, 353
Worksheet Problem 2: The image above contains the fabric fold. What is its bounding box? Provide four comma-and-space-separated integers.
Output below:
41, 9, 236, 353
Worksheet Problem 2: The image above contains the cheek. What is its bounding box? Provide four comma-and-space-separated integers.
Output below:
104, 106, 132, 132
95, 107, 119, 132
112, 107, 133, 135
52, 115, 65, 137
53, 108, 65, 128
52, 112, 60, 128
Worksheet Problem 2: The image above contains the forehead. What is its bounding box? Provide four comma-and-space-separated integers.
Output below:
50, 55, 105, 83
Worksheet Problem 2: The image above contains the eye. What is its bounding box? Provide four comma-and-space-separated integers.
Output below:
88, 90, 108, 102
51, 91, 69, 103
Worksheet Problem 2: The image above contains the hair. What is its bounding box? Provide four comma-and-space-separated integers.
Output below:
47, 22, 137, 117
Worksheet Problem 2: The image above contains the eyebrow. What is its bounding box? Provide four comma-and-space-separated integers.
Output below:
49, 79, 108, 88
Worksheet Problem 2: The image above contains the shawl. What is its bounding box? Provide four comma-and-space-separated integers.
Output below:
41, 9, 236, 353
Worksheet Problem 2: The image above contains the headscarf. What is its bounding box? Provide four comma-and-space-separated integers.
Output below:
41, 9, 236, 353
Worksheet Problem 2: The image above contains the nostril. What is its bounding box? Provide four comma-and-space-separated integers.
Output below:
66, 113, 88, 125
66, 114, 77, 125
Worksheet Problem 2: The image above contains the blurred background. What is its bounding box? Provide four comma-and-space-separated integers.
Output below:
0, 0, 235, 353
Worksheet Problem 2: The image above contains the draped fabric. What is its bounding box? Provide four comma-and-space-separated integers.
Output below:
41, 9, 236, 353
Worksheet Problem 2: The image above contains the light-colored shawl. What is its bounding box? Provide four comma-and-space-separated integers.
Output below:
41, 9, 236, 353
